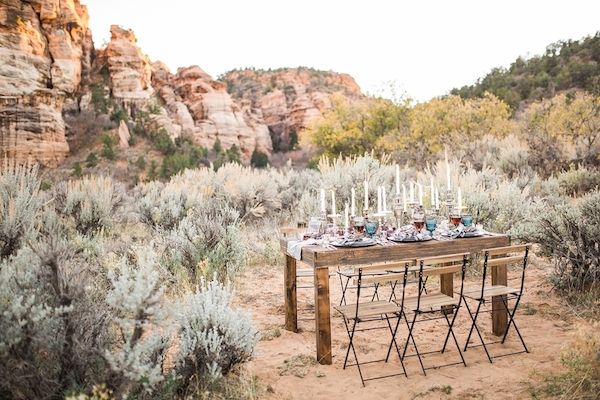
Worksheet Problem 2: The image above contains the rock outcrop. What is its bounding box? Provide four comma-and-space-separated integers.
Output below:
95, 28, 272, 160
221, 68, 362, 151
101, 25, 153, 106
152, 65, 272, 157
0, 0, 93, 167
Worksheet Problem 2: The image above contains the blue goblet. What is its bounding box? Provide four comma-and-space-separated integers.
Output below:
425, 215, 437, 234
461, 213, 473, 227
365, 220, 379, 238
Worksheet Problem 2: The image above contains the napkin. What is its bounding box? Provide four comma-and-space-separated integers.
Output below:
287, 239, 319, 260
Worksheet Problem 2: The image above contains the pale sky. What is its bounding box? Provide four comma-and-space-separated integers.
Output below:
85, 0, 599, 102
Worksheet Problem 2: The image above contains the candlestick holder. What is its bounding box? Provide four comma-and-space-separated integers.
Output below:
318, 211, 328, 235
445, 189, 454, 220
393, 196, 404, 229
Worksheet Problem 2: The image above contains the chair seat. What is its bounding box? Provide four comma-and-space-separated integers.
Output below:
334, 300, 401, 319
398, 293, 459, 312
461, 285, 520, 299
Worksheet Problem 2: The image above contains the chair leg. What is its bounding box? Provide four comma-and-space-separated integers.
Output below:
342, 317, 366, 386
463, 300, 493, 363
500, 295, 529, 353
339, 276, 351, 306
384, 313, 408, 377
441, 297, 462, 354
421, 276, 429, 295
402, 312, 427, 376
442, 307, 467, 367
371, 283, 380, 301
389, 281, 398, 301
385, 312, 402, 362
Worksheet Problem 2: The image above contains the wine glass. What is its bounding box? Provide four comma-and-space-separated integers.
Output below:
450, 208, 462, 227
352, 216, 365, 237
413, 208, 425, 232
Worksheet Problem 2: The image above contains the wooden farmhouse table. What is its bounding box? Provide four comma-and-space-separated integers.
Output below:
280, 233, 511, 365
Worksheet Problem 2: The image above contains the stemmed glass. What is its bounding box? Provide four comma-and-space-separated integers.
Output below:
450, 207, 462, 227
352, 216, 365, 238
425, 211, 438, 235
413, 207, 425, 232
461, 212, 473, 228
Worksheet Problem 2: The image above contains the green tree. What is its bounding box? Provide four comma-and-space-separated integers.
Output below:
71, 162, 82, 177
213, 138, 223, 155
101, 133, 117, 160
85, 152, 98, 168
250, 150, 269, 168
148, 160, 158, 180
135, 156, 146, 171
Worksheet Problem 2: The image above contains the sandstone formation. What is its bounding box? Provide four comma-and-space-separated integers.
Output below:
151, 65, 272, 157
117, 120, 130, 149
221, 68, 362, 151
101, 25, 153, 106
95, 28, 272, 160
0, 0, 93, 167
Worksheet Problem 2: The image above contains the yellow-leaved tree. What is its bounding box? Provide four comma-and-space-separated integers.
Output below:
305, 94, 411, 158
407, 93, 514, 161
522, 92, 600, 166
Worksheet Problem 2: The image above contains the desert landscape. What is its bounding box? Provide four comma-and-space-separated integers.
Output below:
1, 1, 599, 399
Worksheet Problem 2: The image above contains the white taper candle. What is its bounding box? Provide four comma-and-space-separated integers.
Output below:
331, 190, 336, 215
364, 180, 369, 211
344, 202, 349, 229
395, 165, 400, 195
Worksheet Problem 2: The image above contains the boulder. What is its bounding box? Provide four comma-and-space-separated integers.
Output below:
117, 120, 130, 148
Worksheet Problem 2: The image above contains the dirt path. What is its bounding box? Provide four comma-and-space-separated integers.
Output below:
236, 257, 575, 400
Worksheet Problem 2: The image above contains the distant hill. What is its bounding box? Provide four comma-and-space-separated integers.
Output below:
451, 32, 600, 108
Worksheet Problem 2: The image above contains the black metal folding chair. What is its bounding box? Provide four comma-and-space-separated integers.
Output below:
461, 244, 532, 363
396, 253, 469, 376
334, 261, 413, 386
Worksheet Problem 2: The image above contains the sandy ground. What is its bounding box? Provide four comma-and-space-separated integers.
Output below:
236, 256, 577, 400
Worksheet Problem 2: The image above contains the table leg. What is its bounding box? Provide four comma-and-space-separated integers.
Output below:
314, 267, 332, 365
440, 272, 454, 314
284, 255, 298, 333
491, 264, 508, 336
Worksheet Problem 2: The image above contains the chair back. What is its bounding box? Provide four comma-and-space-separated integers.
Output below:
351, 260, 417, 282
414, 253, 470, 311
354, 260, 413, 320
481, 244, 532, 297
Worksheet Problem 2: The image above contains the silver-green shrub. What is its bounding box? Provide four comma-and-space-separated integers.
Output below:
56, 175, 122, 234
213, 163, 281, 221
0, 247, 69, 399
136, 179, 204, 230
163, 201, 246, 282
556, 166, 600, 197
173, 279, 257, 382
104, 244, 171, 395
533, 191, 600, 291
0, 164, 42, 259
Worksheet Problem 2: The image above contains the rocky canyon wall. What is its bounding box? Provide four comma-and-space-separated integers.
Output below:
0, 0, 93, 167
